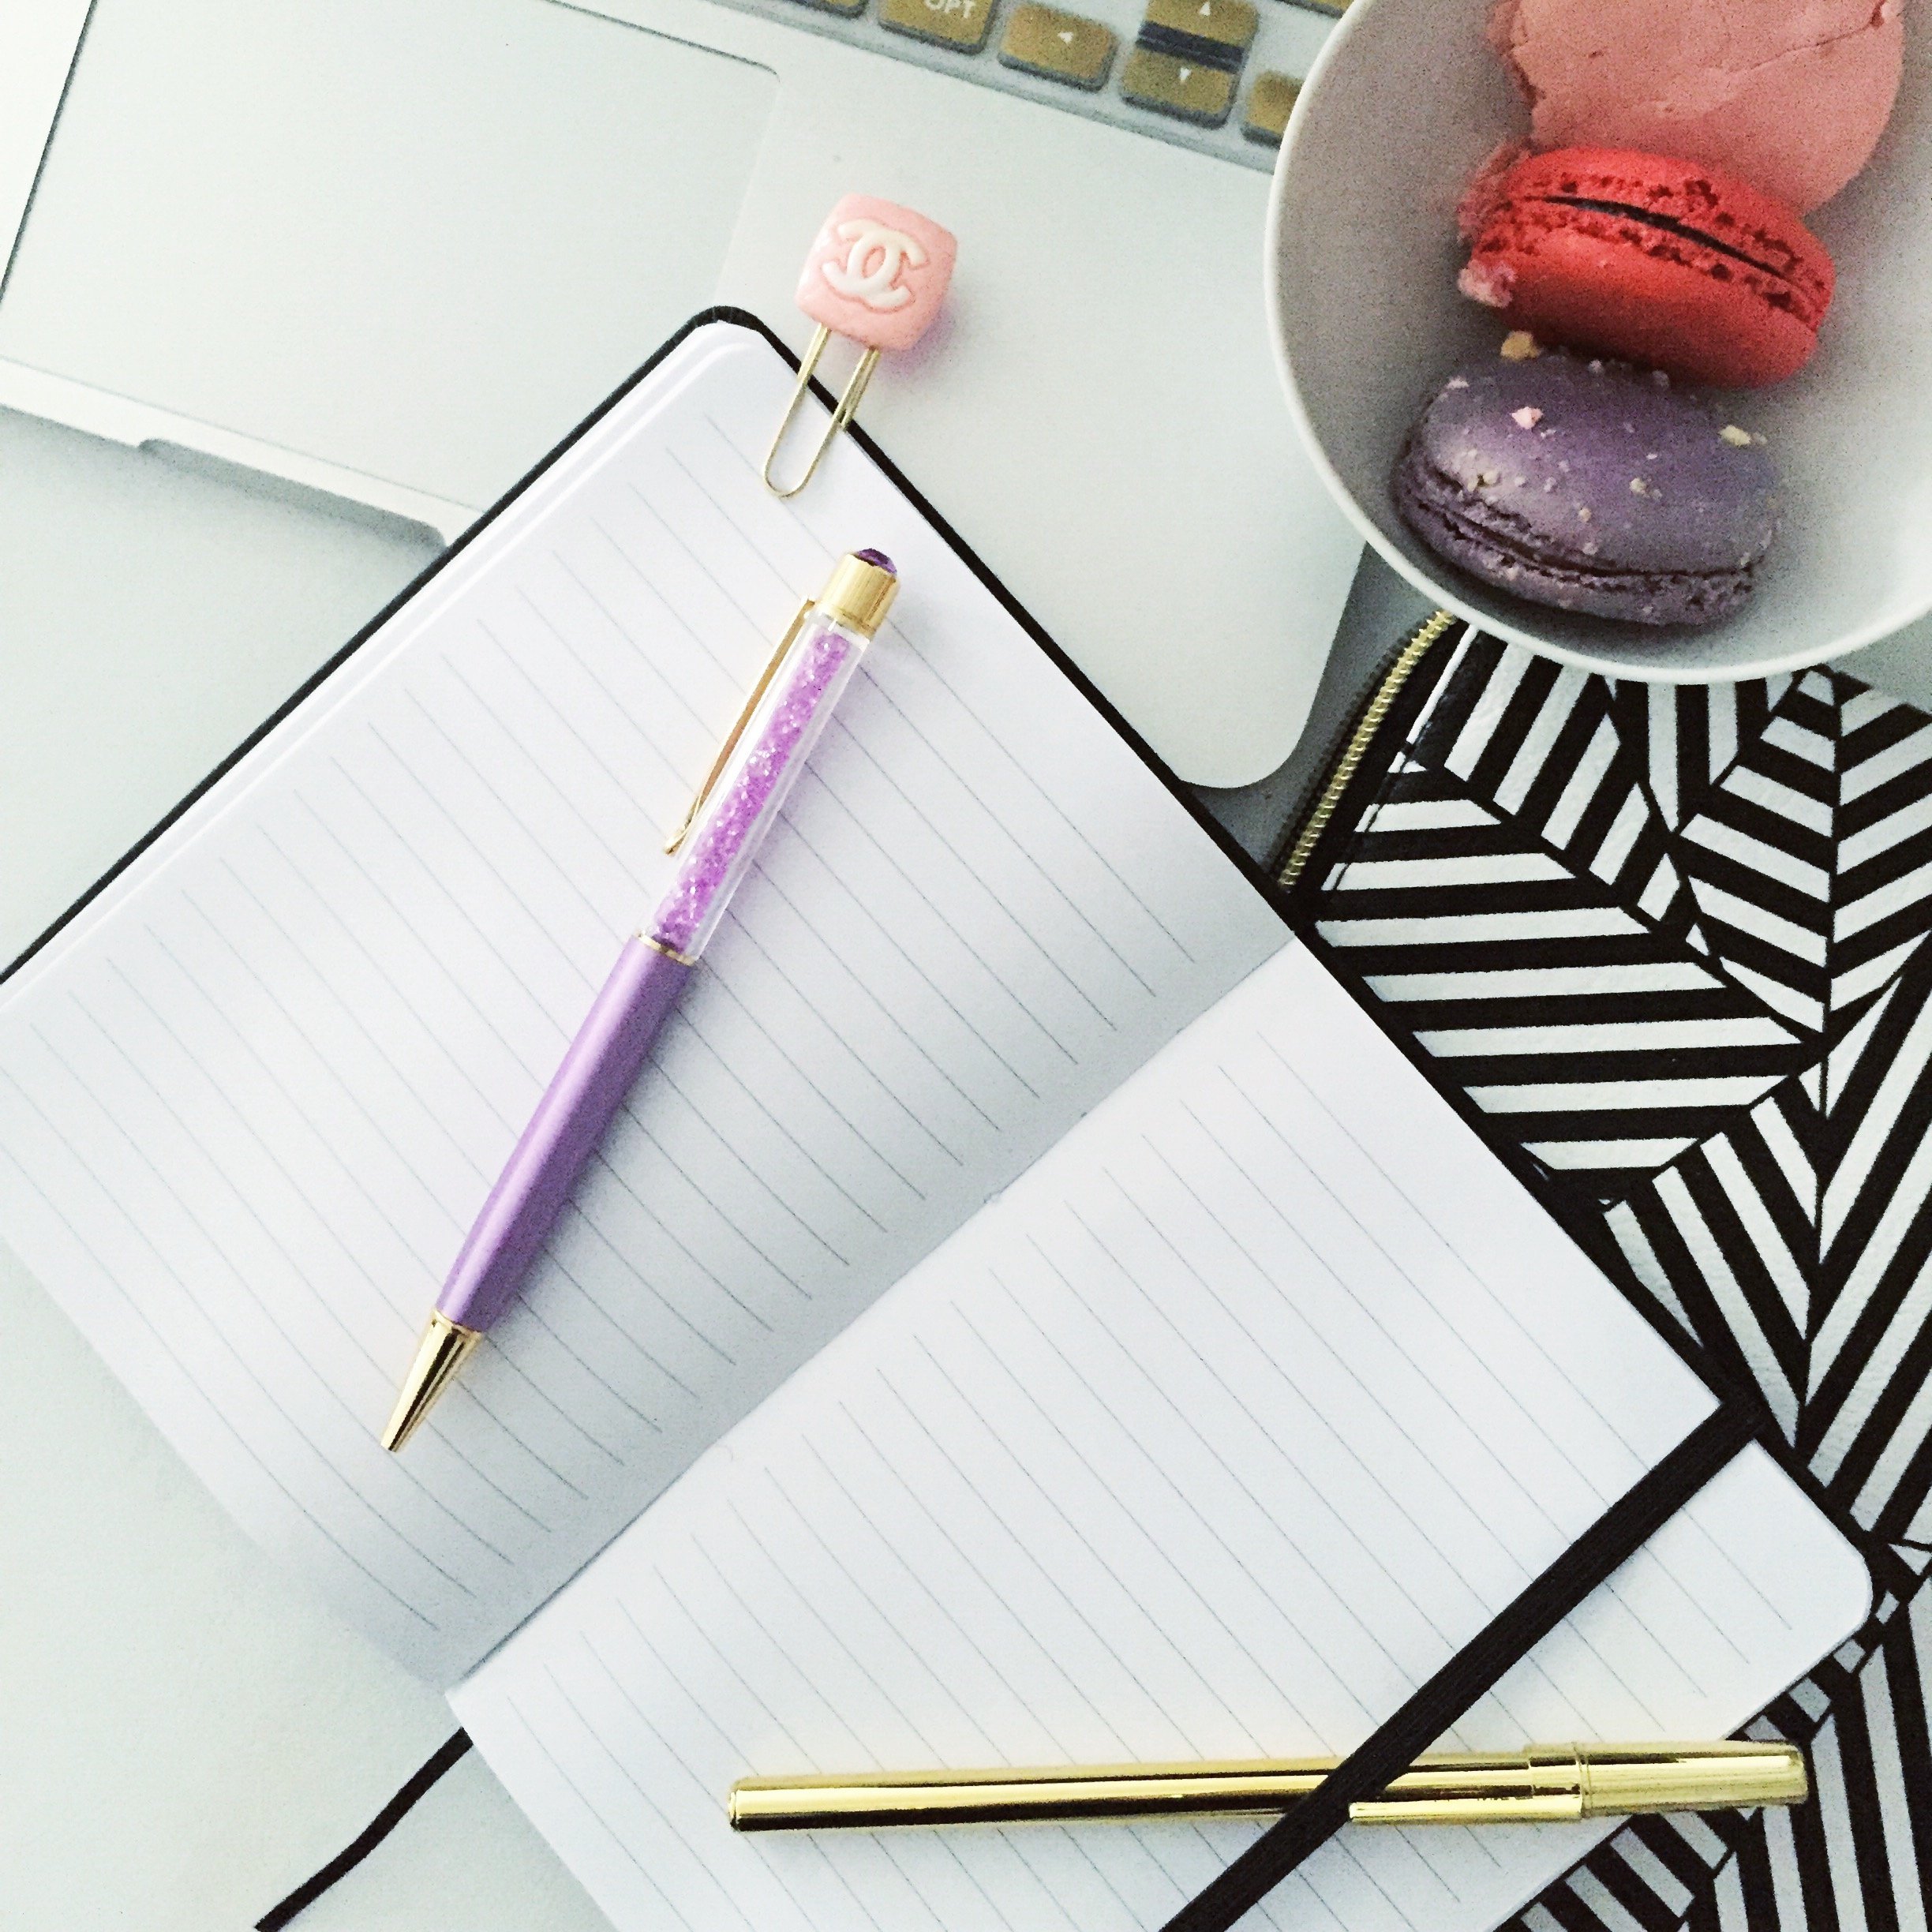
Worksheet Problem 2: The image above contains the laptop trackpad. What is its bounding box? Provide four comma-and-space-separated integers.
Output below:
0, 0, 777, 507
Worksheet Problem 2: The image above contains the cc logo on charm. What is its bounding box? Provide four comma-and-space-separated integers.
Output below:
820, 219, 929, 311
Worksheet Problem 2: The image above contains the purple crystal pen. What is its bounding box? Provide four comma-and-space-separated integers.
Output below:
381, 550, 900, 1449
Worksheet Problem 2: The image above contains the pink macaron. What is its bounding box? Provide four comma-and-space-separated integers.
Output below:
1459, 147, 1837, 388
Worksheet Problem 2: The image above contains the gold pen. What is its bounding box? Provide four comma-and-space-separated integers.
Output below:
728, 1741, 1806, 1832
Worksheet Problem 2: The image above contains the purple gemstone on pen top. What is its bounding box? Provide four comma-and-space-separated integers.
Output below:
853, 549, 896, 573
650, 623, 856, 952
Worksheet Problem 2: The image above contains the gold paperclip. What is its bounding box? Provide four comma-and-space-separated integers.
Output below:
664, 596, 815, 852
761, 328, 882, 500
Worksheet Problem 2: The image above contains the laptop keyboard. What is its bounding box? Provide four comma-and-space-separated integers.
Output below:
706, 0, 1343, 169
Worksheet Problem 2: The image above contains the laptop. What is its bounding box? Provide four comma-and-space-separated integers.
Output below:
0, 0, 1365, 872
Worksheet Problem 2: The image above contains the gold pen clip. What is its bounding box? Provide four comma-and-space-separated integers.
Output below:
665, 553, 900, 854
664, 597, 814, 855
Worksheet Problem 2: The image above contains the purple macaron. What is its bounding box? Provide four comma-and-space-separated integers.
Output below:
1394, 350, 1780, 627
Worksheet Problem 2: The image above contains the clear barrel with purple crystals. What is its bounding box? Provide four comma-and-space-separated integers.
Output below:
646, 612, 867, 960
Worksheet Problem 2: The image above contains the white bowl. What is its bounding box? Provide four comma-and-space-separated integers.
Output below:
1265, 0, 1932, 683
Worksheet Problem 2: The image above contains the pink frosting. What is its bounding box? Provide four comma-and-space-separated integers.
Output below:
1490, 0, 1907, 212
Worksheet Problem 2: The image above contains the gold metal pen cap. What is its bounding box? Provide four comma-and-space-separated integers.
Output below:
817, 551, 899, 638
1573, 1741, 1808, 1815
1349, 1744, 1808, 1827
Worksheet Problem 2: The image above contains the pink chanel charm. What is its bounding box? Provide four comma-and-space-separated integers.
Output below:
764, 194, 957, 498
797, 196, 957, 354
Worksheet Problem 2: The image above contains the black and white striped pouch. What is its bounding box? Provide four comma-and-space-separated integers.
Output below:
1286, 623, 1932, 1932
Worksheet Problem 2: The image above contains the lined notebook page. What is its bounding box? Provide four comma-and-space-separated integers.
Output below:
453, 945, 1870, 1932
0, 324, 1286, 1682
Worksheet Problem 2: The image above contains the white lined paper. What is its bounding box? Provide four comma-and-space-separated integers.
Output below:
453, 949, 1870, 1932
0, 327, 1285, 1679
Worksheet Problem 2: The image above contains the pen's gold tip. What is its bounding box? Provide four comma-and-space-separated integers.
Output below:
381, 1312, 482, 1451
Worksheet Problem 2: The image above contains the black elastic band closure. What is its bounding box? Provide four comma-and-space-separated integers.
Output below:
1163, 1403, 1757, 1932
254, 1728, 474, 1931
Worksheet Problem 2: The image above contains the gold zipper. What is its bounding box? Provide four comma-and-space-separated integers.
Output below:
1275, 609, 1459, 891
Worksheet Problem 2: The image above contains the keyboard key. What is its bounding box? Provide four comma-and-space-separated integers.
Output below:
786, 0, 866, 14
879, 0, 998, 51
1242, 69, 1300, 144
1120, 47, 1236, 125
1141, 0, 1256, 54
999, 4, 1116, 88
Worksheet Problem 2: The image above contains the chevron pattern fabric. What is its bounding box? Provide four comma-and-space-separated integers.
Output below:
1297, 629, 1932, 1932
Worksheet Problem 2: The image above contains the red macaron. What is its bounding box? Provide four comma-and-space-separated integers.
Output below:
1460, 147, 1835, 388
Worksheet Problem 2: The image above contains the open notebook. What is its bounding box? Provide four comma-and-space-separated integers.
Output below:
0, 316, 1870, 1932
